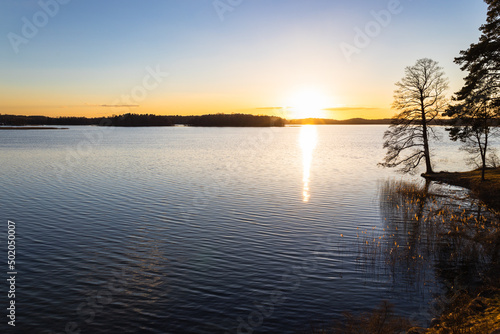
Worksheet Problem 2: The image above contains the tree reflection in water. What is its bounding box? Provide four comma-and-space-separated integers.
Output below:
376, 179, 500, 310
308, 181, 499, 333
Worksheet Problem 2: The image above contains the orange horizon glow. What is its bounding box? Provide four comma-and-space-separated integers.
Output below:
0, 102, 392, 120
0, 108, 392, 120
1, 72, 393, 120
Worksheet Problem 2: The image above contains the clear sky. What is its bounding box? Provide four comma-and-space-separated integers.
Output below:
0, 0, 489, 119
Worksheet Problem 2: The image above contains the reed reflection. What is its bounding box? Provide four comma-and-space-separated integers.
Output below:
375, 180, 500, 299
300, 125, 318, 202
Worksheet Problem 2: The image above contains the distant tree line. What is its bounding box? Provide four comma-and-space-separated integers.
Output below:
107, 114, 174, 126
0, 115, 96, 126
0, 113, 285, 127
188, 114, 285, 127
288, 118, 456, 125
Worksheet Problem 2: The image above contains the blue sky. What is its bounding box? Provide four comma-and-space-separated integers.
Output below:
0, 0, 489, 118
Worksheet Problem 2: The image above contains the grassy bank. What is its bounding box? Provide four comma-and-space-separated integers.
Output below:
424, 291, 500, 334
421, 169, 500, 334
423, 168, 500, 211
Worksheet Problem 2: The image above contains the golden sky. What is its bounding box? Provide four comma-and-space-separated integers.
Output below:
0, 1, 488, 120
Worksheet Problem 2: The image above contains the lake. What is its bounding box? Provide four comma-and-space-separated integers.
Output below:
0, 125, 480, 333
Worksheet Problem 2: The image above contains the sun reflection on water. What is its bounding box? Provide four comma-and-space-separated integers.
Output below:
300, 125, 318, 202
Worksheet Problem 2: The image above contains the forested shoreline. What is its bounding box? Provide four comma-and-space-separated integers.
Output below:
0, 113, 466, 127
0, 113, 286, 127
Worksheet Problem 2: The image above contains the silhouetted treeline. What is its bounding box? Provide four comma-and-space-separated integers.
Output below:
3, 113, 469, 127
0, 113, 286, 127
0, 115, 95, 126
444, 117, 500, 127
188, 114, 285, 127
0, 113, 173, 127
288, 118, 458, 125
107, 114, 174, 126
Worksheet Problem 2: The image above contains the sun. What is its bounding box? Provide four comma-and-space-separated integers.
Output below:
287, 89, 330, 119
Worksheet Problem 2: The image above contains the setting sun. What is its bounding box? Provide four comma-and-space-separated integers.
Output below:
287, 89, 331, 119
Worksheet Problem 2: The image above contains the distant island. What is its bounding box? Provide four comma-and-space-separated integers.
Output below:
0, 126, 68, 130
0, 113, 456, 127
0, 113, 285, 127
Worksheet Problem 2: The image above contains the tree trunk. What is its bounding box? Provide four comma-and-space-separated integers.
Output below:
481, 154, 486, 181
420, 99, 433, 174
481, 128, 488, 181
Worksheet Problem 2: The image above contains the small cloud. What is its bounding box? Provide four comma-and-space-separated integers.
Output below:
84, 103, 140, 108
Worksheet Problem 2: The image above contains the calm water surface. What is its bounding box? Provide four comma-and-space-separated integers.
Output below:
0, 125, 473, 333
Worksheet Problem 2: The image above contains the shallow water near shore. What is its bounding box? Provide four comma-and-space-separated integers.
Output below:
0, 125, 491, 333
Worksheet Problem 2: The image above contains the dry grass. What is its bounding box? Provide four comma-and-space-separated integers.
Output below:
307, 178, 500, 334
425, 291, 500, 334
378, 179, 500, 334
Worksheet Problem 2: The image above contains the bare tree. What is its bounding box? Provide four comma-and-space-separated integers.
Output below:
380, 58, 449, 174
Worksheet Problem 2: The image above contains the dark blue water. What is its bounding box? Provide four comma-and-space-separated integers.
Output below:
0, 125, 471, 333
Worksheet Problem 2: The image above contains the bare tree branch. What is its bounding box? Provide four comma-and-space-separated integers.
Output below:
380, 58, 449, 174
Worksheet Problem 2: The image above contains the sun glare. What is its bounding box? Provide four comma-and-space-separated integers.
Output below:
300, 125, 318, 202
288, 89, 330, 119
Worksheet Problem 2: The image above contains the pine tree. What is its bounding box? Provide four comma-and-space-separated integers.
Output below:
446, 0, 500, 180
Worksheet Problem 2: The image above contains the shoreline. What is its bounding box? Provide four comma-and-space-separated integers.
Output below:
423, 168, 500, 211
0, 127, 68, 130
